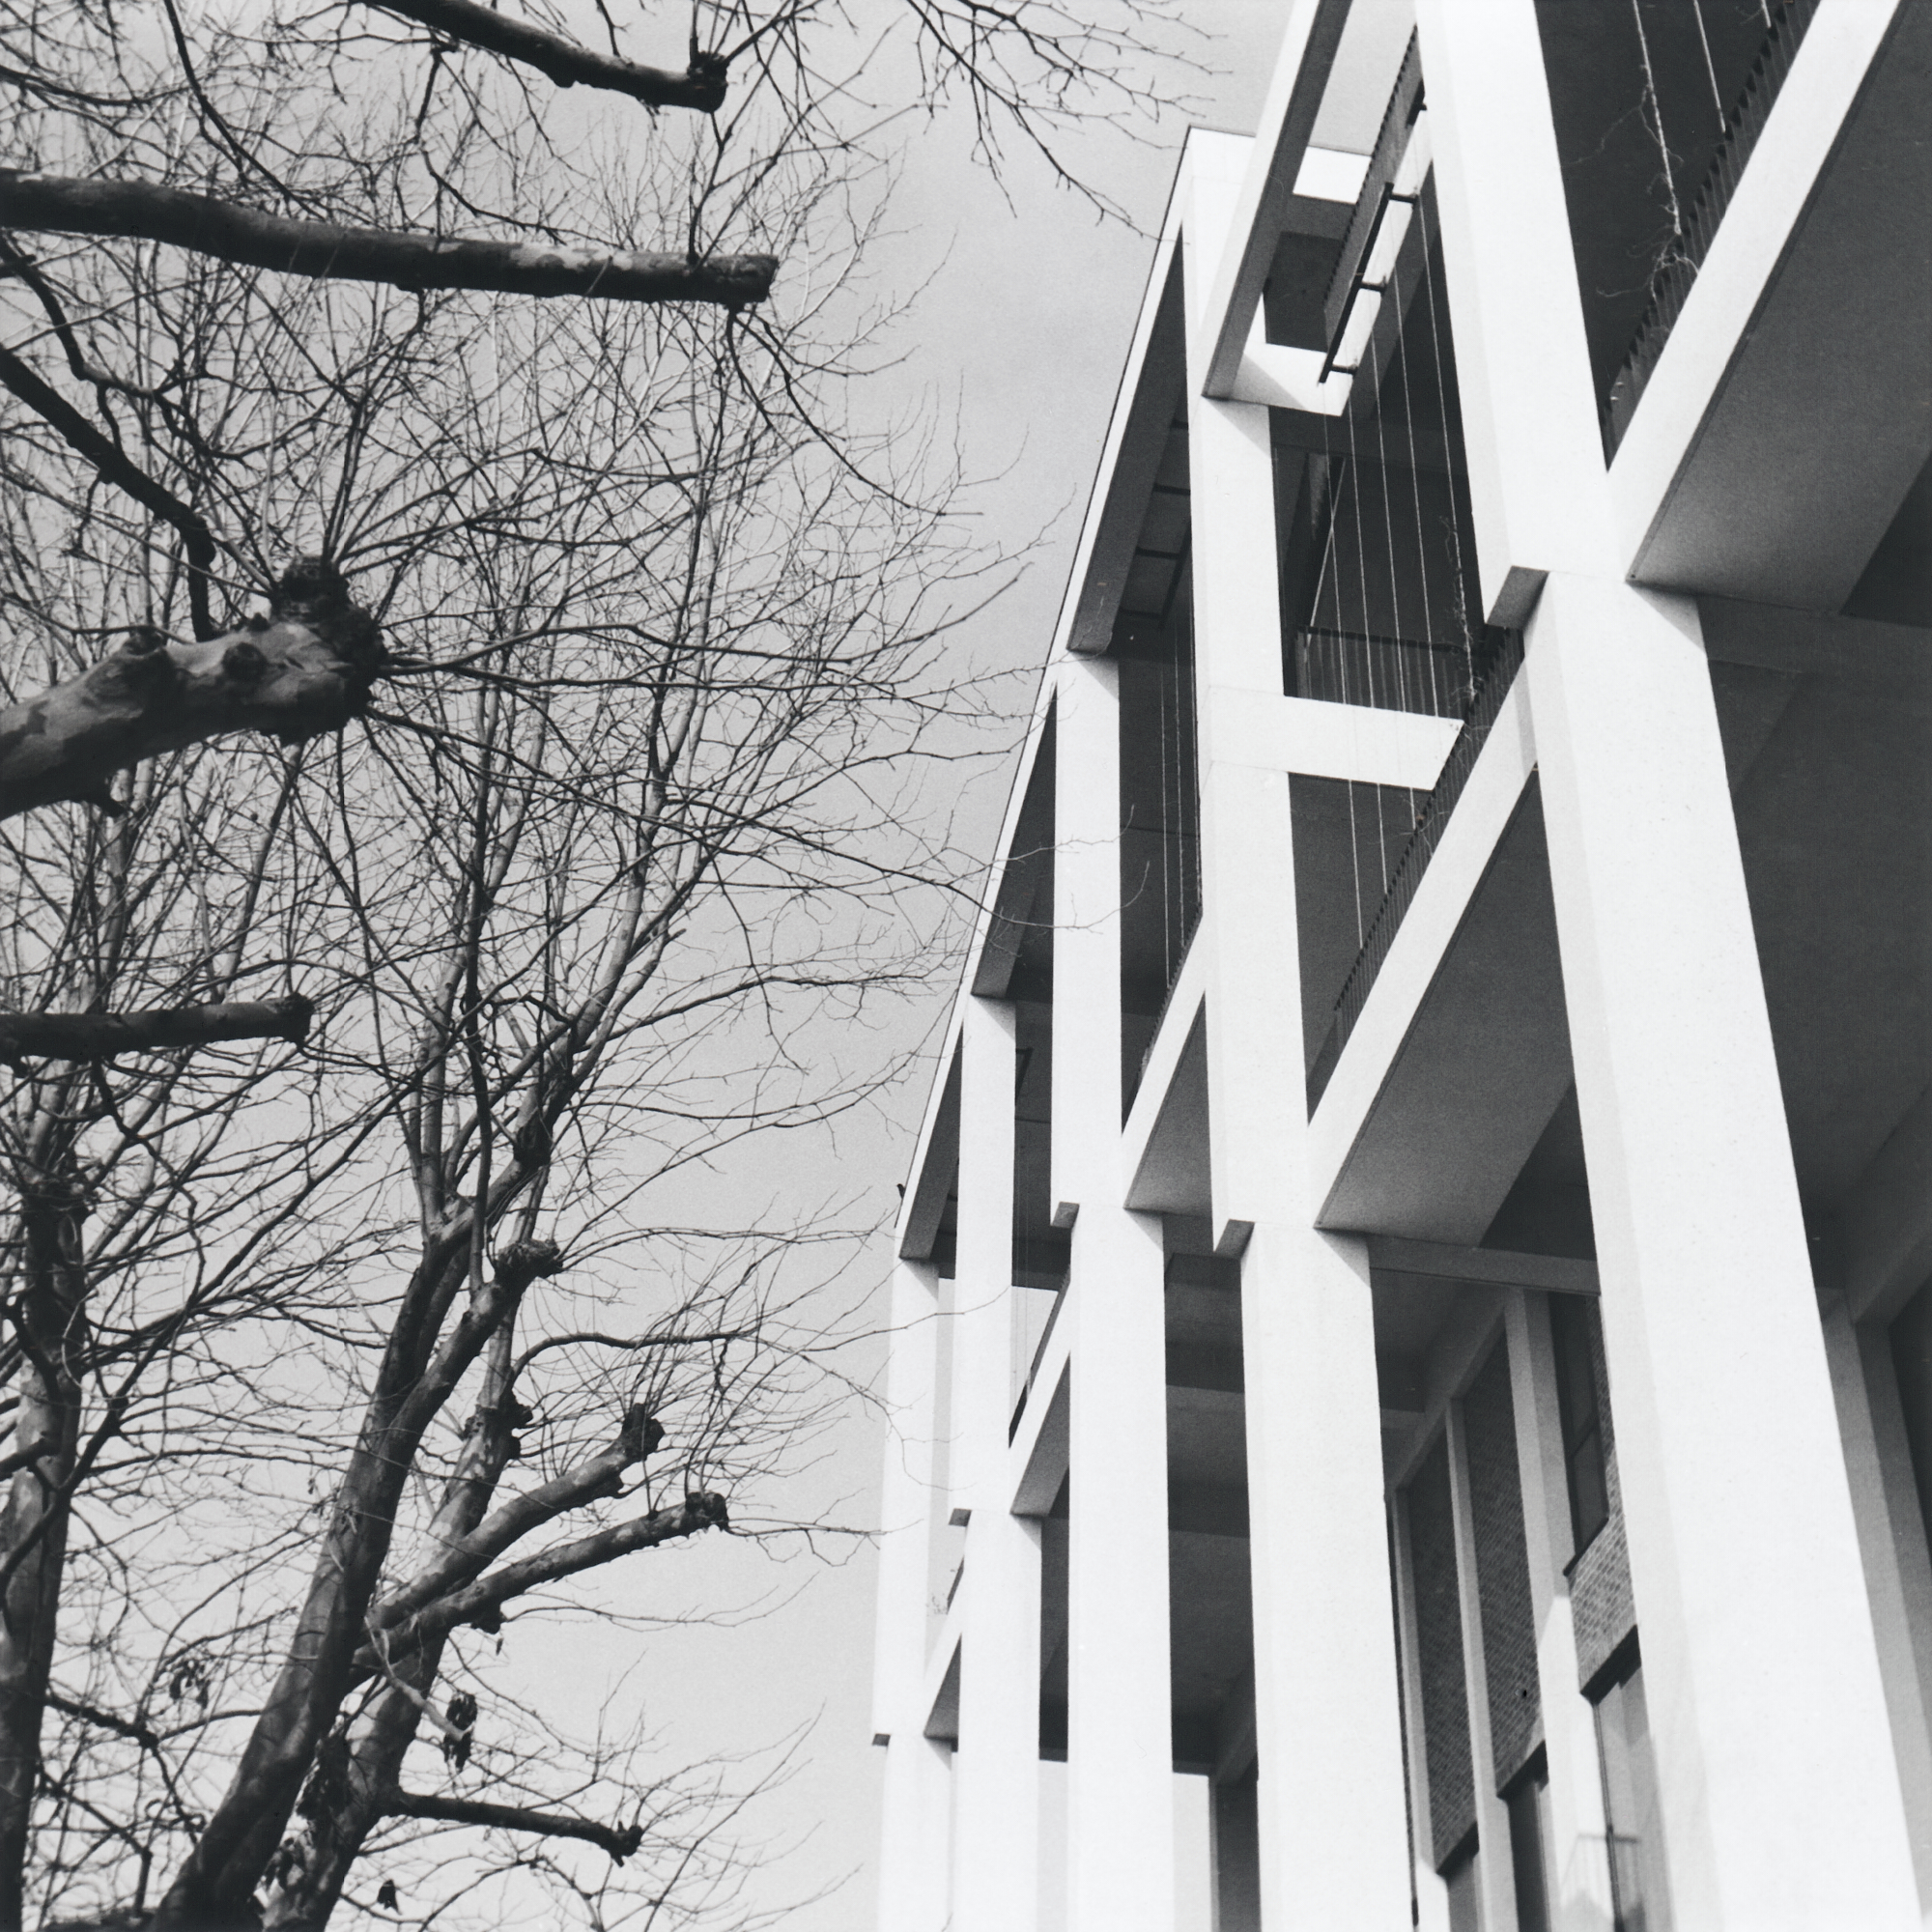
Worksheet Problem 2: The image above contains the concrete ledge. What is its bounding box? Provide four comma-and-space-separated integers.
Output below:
1309, 674, 1538, 1224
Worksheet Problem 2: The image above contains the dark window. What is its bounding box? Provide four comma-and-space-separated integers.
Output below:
1550, 1296, 1610, 1554
1594, 1653, 1674, 1932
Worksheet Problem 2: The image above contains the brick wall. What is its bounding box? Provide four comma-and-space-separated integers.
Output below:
1568, 1299, 1637, 1692
1463, 1339, 1544, 1791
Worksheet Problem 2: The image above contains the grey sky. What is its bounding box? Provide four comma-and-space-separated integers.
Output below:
617, 9, 1286, 1925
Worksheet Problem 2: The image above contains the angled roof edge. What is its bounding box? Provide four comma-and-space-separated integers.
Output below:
890, 675, 1056, 1245
889, 107, 1277, 1227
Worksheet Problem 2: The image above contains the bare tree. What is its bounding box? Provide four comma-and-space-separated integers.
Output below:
0, 4, 1194, 1925
0, 127, 1002, 1932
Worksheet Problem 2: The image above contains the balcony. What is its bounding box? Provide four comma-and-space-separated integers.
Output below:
1600, 0, 1823, 452
1304, 626, 1525, 1110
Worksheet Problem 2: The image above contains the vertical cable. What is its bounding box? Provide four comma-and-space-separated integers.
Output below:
1393, 269, 1440, 714
1690, 0, 1728, 131
1629, 0, 1687, 255
1340, 363, 1376, 937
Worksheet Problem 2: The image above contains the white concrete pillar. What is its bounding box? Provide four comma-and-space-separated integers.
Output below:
1412, 0, 1614, 623
1049, 626, 1177, 1926
1818, 1293, 1932, 1914
1065, 1204, 1174, 1932
1050, 655, 1122, 1217
1502, 1291, 1615, 1932
1528, 570, 1920, 1930
1445, 1395, 1520, 1932
1176, 134, 1412, 1927
873, 1258, 952, 1932
951, 993, 1040, 1932
1239, 1222, 1411, 1929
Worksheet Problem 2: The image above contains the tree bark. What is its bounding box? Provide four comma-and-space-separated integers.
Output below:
259, 1310, 637, 1925
0, 998, 311, 1065
371, 1, 728, 110
148, 1237, 563, 1930
0, 175, 776, 309
0, 560, 383, 822
0, 1146, 88, 1932
364, 1405, 661, 1634
385, 1788, 642, 1861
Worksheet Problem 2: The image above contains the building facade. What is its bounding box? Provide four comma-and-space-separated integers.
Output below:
869, 3, 1932, 1927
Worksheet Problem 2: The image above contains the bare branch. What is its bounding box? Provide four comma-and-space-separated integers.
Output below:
371, 1406, 662, 1632
356, 1492, 729, 1666
0, 174, 776, 309
0, 341, 221, 640
0, 997, 311, 1065
384, 1786, 642, 1862
371, 1, 727, 112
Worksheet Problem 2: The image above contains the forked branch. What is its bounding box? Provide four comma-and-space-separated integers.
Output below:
373, 1, 728, 111
0, 341, 221, 641
355, 1492, 729, 1668
0, 559, 384, 821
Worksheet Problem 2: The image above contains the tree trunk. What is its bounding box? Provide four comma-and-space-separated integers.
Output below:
0, 562, 382, 822
147, 1238, 559, 1929
0, 176, 776, 310
262, 1314, 526, 1929
262, 1659, 445, 1930
0, 1151, 88, 1932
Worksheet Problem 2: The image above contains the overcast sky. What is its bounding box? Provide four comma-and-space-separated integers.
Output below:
526, 9, 1284, 1926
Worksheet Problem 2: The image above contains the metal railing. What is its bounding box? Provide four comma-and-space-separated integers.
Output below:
1602, 0, 1822, 452
1305, 626, 1525, 1109
1288, 624, 1477, 720
1320, 32, 1426, 369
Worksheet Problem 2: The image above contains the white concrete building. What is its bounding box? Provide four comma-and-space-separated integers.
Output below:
868, 3, 1932, 1926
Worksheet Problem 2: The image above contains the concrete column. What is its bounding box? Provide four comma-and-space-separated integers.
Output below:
1050, 655, 1122, 1220
872, 1259, 951, 1932
1528, 570, 1920, 1931
1049, 625, 1176, 1926
1179, 136, 1411, 1923
1412, 0, 1614, 623
951, 994, 1039, 1932
1238, 1222, 1411, 1929
1502, 1291, 1615, 1932
1445, 1397, 1520, 1932
1818, 1293, 1932, 1914
1065, 1204, 1174, 1932
1390, 1492, 1453, 1932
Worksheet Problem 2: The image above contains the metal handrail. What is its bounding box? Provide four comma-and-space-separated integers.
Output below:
1288, 624, 1477, 720
1320, 32, 1426, 361
1305, 626, 1525, 1109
